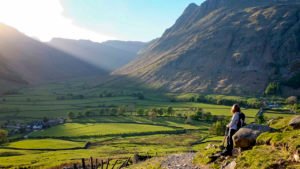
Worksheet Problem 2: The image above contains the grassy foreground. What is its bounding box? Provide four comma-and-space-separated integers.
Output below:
193, 116, 300, 169
0, 116, 208, 168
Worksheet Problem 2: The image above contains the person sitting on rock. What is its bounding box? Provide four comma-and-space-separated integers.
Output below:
221, 104, 241, 156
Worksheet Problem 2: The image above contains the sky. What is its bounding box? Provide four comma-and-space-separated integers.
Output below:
0, 0, 203, 43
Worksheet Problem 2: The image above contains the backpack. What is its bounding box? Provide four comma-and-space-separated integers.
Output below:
237, 112, 246, 130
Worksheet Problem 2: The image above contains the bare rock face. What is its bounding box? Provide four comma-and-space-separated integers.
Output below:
233, 124, 273, 148
289, 116, 300, 129
115, 0, 300, 95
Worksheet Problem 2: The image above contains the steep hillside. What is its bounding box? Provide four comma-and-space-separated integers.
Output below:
115, 0, 300, 96
0, 53, 28, 93
0, 24, 106, 87
48, 38, 145, 71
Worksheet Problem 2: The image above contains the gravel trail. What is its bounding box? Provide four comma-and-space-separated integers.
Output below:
161, 153, 201, 169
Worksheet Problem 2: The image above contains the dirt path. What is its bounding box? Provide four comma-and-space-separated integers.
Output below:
161, 153, 201, 169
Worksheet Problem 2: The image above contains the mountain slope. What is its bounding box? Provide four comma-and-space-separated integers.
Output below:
115, 0, 300, 96
48, 38, 145, 71
0, 53, 28, 94
0, 24, 106, 87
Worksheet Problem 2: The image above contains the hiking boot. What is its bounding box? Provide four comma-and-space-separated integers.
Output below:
220, 150, 232, 156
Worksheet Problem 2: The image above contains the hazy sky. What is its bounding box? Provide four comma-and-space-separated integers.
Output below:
0, 0, 203, 43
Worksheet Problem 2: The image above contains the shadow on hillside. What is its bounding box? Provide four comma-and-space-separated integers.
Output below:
92, 74, 174, 98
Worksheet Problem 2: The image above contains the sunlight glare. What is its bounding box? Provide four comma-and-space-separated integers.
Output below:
0, 0, 114, 42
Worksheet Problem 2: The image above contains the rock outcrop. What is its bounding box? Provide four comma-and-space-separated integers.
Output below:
233, 124, 273, 148
289, 116, 300, 129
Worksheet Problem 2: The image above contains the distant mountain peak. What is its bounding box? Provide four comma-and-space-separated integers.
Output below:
48, 38, 145, 71
186, 3, 198, 9
116, 0, 300, 96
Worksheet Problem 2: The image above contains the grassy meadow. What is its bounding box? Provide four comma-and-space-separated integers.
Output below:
0, 79, 297, 168
4, 139, 86, 150
29, 123, 177, 138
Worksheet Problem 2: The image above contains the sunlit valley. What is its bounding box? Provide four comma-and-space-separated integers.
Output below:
0, 0, 299, 169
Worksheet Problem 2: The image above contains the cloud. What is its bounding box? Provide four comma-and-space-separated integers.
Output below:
0, 0, 114, 42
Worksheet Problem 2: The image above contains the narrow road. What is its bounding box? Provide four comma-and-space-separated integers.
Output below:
161, 153, 201, 169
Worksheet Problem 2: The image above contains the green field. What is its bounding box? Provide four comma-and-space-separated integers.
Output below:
3, 139, 85, 150
0, 79, 297, 168
0, 79, 291, 125
0, 129, 206, 168
29, 123, 177, 138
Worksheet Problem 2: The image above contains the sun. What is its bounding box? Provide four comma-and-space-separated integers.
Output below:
0, 0, 113, 42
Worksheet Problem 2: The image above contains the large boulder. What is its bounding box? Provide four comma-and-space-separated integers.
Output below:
233, 124, 273, 148
289, 116, 300, 129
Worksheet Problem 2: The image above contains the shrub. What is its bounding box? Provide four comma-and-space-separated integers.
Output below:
167, 106, 174, 116
190, 109, 203, 121
67, 112, 75, 119
264, 82, 281, 96
255, 114, 266, 124
0, 129, 8, 144
209, 120, 227, 136
203, 112, 212, 122
157, 108, 164, 116
137, 109, 145, 116
185, 116, 193, 124
246, 98, 261, 108
286, 96, 298, 113
148, 111, 157, 120
77, 112, 83, 118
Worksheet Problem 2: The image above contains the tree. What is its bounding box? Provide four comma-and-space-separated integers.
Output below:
137, 93, 145, 100
286, 96, 297, 105
137, 109, 145, 116
151, 108, 158, 113
255, 114, 266, 124
203, 112, 212, 122
211, 115, 218, 122
0, 129, 8, 144
167, 106, 174, 116
169, 97, 177, 102
43, 116, 49, 123
264, 82, 281, 96
157, 108, 164, 116
209, 120, 227, 136
286, 96, 298, 113
85, 111, 92, 117
196, 95, 206, 103
176, 113, 183, 117
246, 98, 261, 108
185, 116, 193, 124
190, 109, 203, 121
110, 108, 118, 115
79, 95, 84, 99
68, 112, 75, 119
77, 112, 83, 118
189, 97, 196, 102
148, 111, 157, 120
118, 106, 127, 115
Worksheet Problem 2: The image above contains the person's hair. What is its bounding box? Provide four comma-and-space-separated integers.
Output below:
231, 104, 240, 114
